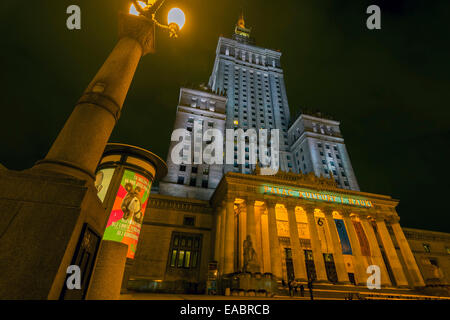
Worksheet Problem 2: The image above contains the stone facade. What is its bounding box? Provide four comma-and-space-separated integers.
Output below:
128, 194, 213, 293
403, 228, 450, 290
126, 170, 450, 296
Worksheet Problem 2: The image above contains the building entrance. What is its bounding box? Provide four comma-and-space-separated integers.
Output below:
323, 253, 338, 283
284, 248, 295, 281
304, 250, 317, 281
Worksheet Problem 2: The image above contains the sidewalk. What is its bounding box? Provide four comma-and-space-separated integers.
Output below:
120, 292, 336, 300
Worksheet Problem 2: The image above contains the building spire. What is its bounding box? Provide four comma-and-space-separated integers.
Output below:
237, 10, 245, 29
234, 10, 251, 41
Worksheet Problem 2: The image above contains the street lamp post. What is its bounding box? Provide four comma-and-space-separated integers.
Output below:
0, 1, 184, 299
34, 0, 185, 181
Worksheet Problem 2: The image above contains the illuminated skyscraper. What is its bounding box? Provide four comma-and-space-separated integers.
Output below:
160, 15, 361, 200
209, 14, 293, 174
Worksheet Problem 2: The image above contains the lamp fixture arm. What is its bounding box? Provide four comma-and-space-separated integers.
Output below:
130, 0, 178, 37
131, 0, 166, 17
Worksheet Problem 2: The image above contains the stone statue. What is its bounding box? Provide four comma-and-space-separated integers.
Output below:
243, 235, 260, 273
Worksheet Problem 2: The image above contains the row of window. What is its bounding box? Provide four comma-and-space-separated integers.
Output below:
223, 47, 278, 67
423, 243, 450, 255
312, 122, 336, 135
187, 117, 215, 128
177, 176, 209, 188
168, 233, 201, 270
180, 165, 209, 175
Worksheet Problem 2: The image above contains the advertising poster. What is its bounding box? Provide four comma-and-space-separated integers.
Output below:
95, 168, 115, 203
352, 221, 371, 257
334, 219, 352, 255
103, 169, 151, 259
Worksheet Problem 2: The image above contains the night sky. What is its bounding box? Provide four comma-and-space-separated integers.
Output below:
1, 1, 449, 233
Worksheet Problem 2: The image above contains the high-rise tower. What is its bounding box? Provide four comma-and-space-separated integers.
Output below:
159, 14, 361, 201
288, 113, 360, 191
159, 86, 227, 200
209, 14, 294, 174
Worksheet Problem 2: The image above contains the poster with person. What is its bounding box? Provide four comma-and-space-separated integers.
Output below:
95, 168, 115, 202
102, 169, 151, 258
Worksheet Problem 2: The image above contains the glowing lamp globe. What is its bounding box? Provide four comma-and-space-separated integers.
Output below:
168, 8, 185, 30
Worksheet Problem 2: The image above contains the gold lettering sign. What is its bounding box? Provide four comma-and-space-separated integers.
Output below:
261, 185, 373, 208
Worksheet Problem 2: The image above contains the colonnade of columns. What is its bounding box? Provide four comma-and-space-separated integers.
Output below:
214, 194, 425, 288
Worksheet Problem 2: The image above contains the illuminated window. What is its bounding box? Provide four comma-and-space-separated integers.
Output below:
168, 232, 202, 270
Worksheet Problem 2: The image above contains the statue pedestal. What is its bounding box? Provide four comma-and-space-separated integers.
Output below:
222, 271, 278, 297
0, 168, 108, 299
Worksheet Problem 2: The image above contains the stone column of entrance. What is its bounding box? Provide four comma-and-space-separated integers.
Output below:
342, 210, 368, 286
218, 202, 226, 275
322, 207, 350, 284
265, 199, 283, 279
303, 204, 328, 282
245, 196, 260, 272
285, 202, 308, 282
375, 217, 409, 287
389, 217, 425, 287
223, 195, 236, 275
359, 214, 392, 287
214, 204, 223, 264
253, 202, 264, 272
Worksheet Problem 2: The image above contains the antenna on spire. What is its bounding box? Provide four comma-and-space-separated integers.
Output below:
238, 9, 245, 28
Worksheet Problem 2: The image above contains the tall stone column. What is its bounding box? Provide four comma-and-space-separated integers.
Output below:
304, 204, 328, 282
244, 197, 261, 272
342, 211, 368, 285
223, 195, 236, 275
359, 215, 392, 287
254, 203, 263, 271
218, 204, 226, 275
245, 197, 257, 249
265, 199, 283, 279
214, 205, 223, 263
285, 203, 308, 281
375, 217, 409, 287
85, 241, 128, 300
389, 217, 425, 287
322, 207, 350, 284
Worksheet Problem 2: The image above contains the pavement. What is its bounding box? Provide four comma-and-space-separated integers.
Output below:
120, 284, 450, 300
120, 292, 321, 300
